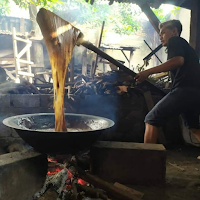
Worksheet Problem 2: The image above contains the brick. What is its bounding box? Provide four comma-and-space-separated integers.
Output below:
0, 94, 10, 107
11, 94, 40, 107
91, 141, 166, 186
0, 149, 47, 200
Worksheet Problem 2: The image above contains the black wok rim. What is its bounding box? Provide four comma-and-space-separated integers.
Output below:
2, 113, 115, 133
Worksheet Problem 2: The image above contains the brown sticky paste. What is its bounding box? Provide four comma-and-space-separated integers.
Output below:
37, 8, 81, 132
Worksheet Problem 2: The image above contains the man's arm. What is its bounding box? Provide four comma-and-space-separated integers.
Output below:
134, 56, 184, 83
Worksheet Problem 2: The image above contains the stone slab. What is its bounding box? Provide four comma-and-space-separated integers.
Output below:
91, 141, 166, 186
0, 149, 47, 200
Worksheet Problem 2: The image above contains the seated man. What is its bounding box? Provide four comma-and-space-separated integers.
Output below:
135, 20, 200, 144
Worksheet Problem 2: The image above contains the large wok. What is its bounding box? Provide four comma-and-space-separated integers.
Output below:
3, 113, 114, 154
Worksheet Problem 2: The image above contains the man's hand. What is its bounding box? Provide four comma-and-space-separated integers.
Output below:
134, 70, 150, 83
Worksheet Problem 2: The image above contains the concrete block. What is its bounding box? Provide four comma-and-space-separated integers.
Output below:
0, 149, 47, 200
0, 123, 12, 137
11, 94, 40, 108
0, 137, 23, 148
91, 141, 166, 186
0, 94, 10, 107
40, 94, 53, 108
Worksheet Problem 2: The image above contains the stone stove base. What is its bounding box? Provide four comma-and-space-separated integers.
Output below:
0, 149, 47, 200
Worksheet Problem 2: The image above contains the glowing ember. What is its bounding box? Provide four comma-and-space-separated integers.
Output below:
47, 158, 57, 163
78, 178, 86, 185
47, 167, 62, 175
47, 158, 87, 186
66, 169, 73, 179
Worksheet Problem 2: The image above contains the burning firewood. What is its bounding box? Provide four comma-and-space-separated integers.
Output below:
77, 185, 108, 200
38, 188, 58, 200
33, 155, 110, 200
33, 167, 69, 200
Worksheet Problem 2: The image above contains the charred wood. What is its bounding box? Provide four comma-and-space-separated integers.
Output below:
77, 185, 108, 200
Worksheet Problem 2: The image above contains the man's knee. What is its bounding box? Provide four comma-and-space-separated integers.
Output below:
144, 110, 164, 127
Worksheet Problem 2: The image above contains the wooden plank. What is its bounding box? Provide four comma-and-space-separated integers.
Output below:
0, 58, 15, 65
25, 32, 33, 83
129, 49, 134, 68
114, 182, 144, 199
189, 0, 200, 57
15, 36, 32, 44
82, 49, 87, 76
20, 18, 25, 33
78, 169, 140, 200
18, 71, 34, 77
138, 3, 160, 34
12, 27, 20, 83
93, 21, 105, 77
18, 59, 34, 65
17, 43, 32, 59
4, 69, 16, 81
1, 64, 44, 68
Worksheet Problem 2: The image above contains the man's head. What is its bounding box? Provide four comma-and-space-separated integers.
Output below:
159, 20, 182, 46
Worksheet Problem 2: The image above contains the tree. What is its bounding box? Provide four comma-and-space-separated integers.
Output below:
0, 0, 62, 15
54, 0, 142, 36
152, 6, 180, 23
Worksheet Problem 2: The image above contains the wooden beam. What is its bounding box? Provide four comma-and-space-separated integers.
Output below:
189, 0, 200, 57
138, 3, 160, 34
20, 18, 25, 33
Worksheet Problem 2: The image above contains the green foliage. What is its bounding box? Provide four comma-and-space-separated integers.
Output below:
0, 0, 10, 16
152, 8, 167, 23
0, 0, 62, 15
13, 0, 62, 9
152, 6, 180, 23
55, 0, 142, 35
171, 6, 180, 16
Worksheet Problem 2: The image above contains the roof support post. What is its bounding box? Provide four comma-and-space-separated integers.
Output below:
189, 0, 200, 57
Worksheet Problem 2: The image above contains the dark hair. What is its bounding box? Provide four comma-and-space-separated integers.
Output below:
159, 20, 182, 36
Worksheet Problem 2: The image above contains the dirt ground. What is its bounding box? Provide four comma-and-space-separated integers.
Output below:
134, 145, 200, 200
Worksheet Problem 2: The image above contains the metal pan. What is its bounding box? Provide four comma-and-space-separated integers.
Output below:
3, 113, 114, 154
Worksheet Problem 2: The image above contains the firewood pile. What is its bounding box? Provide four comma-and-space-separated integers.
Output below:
0, 80, 40, 94
71, 70, 136, 96
33, 153, 143, 200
